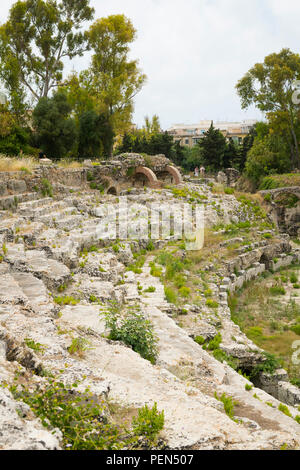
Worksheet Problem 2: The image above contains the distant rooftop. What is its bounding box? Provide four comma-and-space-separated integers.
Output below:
168, 119, 257, 131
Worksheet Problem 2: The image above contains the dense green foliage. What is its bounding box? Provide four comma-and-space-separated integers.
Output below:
116, 121, 254, 172
104, 304, 159, 364
33, 93, 77, 159
0, 3, 146, 159
78, 110, 114, 159
0, 0, 94, 115
198, 123, 227, 171
132, 403, 165, 443
245, 133, 291, 185
10, 378, 165, 450
236, 48, 300, 170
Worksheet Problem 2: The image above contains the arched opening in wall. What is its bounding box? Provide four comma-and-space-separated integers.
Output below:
107, 186, 117, 195
259, 253, 270, 270
132, 166, 159, 189
132, 172, 150, 188
166, 166, 182, 185
155, 171, 174, 185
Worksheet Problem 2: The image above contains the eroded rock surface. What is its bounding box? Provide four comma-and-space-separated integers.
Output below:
0, 176, 299, 450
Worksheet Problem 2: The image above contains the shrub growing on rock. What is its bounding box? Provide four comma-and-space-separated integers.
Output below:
132, 402, 164, 444
104, 305, 159, 364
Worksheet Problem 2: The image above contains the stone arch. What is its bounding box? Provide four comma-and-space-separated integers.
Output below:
134, 166, 161, 189
165, 166, 182, 185
155, 170, 174, 184
100, 176, 114, 189
107, 186, 118, 195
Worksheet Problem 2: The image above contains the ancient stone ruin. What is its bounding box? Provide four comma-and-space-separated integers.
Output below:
0, 155, 299, 450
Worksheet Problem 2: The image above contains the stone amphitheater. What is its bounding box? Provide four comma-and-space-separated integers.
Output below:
0, 154, 299, 450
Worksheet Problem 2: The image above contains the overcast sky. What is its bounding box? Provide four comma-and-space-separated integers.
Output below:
1, 0, 300, 129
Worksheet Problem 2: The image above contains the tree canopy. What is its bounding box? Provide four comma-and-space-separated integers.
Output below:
0, 0, 94, 111
198, 123, 227, 171
78, 110, 114, 160
236, 48, 300, 169
33, 92, 77, 159
81, 14, 147, 136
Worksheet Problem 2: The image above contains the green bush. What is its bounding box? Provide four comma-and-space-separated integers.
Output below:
144, 286, 156, 293
206, 299, 219, 309
150, 264, 163, 277
207, 333, 222, 351
165, 260, 184, 280
264, 193, 272, 203
194, 336, 205, 345
164, 286, 177, 304
54, 296, 79, 306
246, 137, 290, 186
214, 392, 238, 421
10, 379, 138, 450
278, 403, 292, 418
224, 187, 235, 195
290, 273, 298, 284
250, 352, 281, 379
24, 338, 46, 354
179, 286, 191, 298
270, 286, 286, 296
41, 178, 53, 197
132, 402, 164, 443
212, 349, 239, 370
68, 337, 92, 356
104, 305, 158, 364
246, 326, 264, 341
87, 171, 94, 181
291, 324, 300, 336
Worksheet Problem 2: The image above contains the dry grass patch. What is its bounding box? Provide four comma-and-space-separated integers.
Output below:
0, 155, 37, 172
57, 159, 83, 169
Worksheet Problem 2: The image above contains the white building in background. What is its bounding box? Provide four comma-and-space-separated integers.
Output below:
167, 119, 257, 147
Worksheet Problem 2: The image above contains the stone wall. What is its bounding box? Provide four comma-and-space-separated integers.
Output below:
218, 245, 300, 406
0, 155, 183, 208
259, 187, 300, 236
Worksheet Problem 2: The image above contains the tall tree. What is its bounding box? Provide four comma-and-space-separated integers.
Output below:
78, 110, 114, 159
59, 73, 96, 123
223, 138, 238, 168
83, 14, 147, 141
198, 123, 227, 171
236, 48, 300, 169
33, 92, 77, 159
0, 0, 94, 106
237, 133, 255, 171
245, 136, 290, 185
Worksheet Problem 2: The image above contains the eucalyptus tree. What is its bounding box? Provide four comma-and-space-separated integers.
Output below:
0, 0, 94, 113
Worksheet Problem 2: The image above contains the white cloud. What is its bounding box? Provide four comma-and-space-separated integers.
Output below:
1, 0, 300, 128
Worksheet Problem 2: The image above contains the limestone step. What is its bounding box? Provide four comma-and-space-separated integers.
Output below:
17, 197, 54, 213
0, 273, 28, 305
38, 207, 79, 226
18, 200, 70, 218
4, 244, 71, 290
0, 192, 39, 210
51, 214, 87, 231
12, 272, 53, 315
